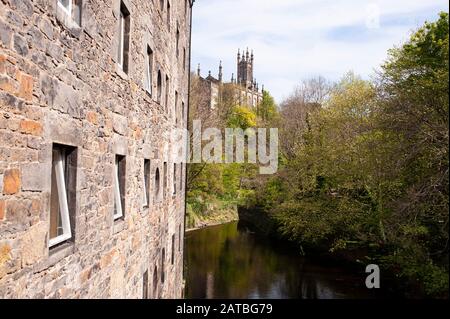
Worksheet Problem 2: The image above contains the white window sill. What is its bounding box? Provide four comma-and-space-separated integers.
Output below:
55, 5, 82, 36
113, 219, 125, 234
116, 65, 129, 80
33, 242, 75, 273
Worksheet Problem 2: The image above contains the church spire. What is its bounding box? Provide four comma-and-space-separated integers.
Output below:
218, 60, 223, 82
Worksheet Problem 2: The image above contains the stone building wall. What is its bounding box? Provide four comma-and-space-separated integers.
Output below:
0, 0, 192, 298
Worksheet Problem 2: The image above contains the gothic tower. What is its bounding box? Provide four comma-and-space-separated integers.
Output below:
237, 48, 254, 89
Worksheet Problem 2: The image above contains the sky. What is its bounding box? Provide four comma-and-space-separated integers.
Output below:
191, 0, 449, 103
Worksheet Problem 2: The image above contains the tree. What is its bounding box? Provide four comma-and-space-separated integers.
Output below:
257, 91, 278, 123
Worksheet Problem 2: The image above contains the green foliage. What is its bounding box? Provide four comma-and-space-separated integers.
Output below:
244, 13, 449, 297
258, 91, 279, 122
227, 105, 257, 129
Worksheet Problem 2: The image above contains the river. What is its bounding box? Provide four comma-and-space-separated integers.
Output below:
185, 221, 390, 299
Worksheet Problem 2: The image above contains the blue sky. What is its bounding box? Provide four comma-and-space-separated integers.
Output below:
191, 0, 449, 103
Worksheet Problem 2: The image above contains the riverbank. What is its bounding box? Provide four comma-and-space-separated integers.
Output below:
186, 219, 239, 233
186, 195, 239, 231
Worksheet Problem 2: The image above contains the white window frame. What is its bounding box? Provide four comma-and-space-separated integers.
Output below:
143, 160, 150, 207
145, 50, 152, 94
49, 150, 72, 247
173, 164, 177, 195
57, 0, 72, 17
113, 157, 123, 220
118, 10, 125, 70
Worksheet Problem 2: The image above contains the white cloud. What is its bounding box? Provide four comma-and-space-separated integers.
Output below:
192, 0, 449, 103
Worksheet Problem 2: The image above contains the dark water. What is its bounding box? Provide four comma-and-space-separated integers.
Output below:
185, 221, 387, 299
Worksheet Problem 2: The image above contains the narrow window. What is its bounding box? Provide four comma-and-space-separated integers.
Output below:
155, 167, 160, 202
183, 48, 186, 73
163, 162, 168, 198
184, 0, 188, 16
49, 144, 77, 248
57, 0, 82, 26
114, 155, 126, 220
145, 47, 153, 94
173, 163, 177, 195
143, 159, 150, 208
178, 224, 182, 252
157, 70, 162, 104
176, 27, 180, 58
143, 270, 149, 299
165, 75, 169, 112
166, 1, 171, 31
117, 2, 130, 73
153, 266, 158, 297
175, 91, 178, 124
161, 249, 165, 283
171, 234, 175, 265
160, 0, 164, 12
180, 163, 183, 191
181, 101, 185, 124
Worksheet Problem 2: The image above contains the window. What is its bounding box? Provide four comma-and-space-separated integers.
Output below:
157, 70, 162, 104
117, 2, 130, 73
178, 224, 182, 252
58, 0, 82, 26
159, 0, 164, 12
181, 101, 185, 124
163, 162, 168, 198
161, 248, 165, 283
175, 91, 178, 124
114, 155, 126, 220
180, 163, 183, 191
165, 75, 169, 111
49, 144, 77, 248
143, 270, 149, 299
176, 27, 180, 58
143, 159, 150, 208
173, 163, 177, 195
171, 234, 175, 265
183, 48, 186, 73
155, 167, 160, 202
184, 0, 188, 16
145, 47, 153, 94
166, 1, 171, 30
153, 266, 158, 296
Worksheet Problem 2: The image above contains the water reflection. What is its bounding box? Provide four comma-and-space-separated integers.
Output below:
185, 221, 382, 299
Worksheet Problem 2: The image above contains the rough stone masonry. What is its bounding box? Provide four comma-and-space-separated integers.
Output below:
0, 0, 192, 298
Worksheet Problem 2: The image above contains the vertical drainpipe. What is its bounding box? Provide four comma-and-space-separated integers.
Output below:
182, 0, 194, 299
